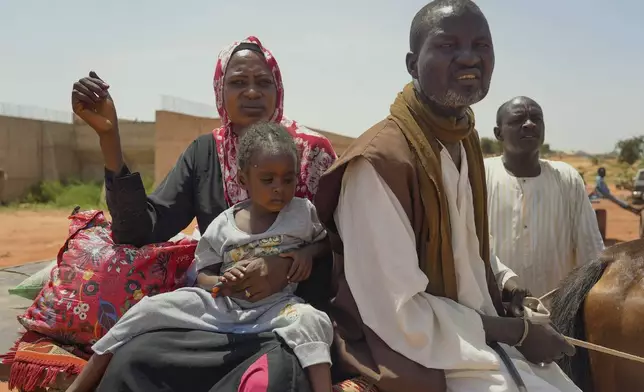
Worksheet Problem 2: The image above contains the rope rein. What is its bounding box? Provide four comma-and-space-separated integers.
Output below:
538, 289, 644, 365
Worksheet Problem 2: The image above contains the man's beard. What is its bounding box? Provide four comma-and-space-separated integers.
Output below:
428, 88, 486, 108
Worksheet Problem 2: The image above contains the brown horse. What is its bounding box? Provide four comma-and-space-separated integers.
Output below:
550, 239, 644, 392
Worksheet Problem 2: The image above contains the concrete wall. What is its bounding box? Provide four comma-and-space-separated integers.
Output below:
42, 121, 79, 182
0, 115, 78, 202
0, 108, 355, 202
154, 110, 221, 184
309, 127, 354, 156
0, 114, 156, 202
75, 121, 155, 181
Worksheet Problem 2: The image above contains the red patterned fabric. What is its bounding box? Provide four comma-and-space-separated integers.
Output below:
332, 376, 379, 392
17, 210, 197, 350
333, 377, 378, 392
212, 36, 337, 206
1, 331, 88, 392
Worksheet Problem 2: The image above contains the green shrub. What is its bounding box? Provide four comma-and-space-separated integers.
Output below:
15, 175, 156, 210
616, 166, 637, 191
20, 180, 102, 208
55, 182, 103, 208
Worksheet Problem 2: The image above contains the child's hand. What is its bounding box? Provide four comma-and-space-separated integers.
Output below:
280, 248, 313, 283
221, 265, 247, 284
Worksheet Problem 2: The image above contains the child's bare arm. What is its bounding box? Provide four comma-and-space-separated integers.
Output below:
66, 353, 113, 392
196, 264, 223, 291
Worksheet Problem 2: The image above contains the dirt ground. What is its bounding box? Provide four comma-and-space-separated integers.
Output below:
594, 197, 640, 243
0, 209, 73, 268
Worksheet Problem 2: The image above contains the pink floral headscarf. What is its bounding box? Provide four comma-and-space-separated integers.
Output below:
212, 36, 336, 207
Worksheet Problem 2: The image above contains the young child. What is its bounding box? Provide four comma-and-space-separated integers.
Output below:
68, 122, 333, 392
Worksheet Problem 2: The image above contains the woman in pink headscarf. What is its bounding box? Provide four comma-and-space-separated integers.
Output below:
213, 38, 336, 207
68, 37, 338, 392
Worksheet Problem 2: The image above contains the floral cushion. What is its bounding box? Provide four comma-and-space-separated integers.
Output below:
17, 210, 197, 350
333, 376, 379, 391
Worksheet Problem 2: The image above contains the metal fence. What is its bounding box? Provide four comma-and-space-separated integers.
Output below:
0, 102, 73, 124
0, 96, 220, 125
159, 95, 218, 119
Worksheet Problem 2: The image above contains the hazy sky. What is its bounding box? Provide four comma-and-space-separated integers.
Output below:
1, 0, 642, 153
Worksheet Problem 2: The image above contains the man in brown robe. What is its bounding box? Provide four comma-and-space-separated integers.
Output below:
315, 1, 578, 391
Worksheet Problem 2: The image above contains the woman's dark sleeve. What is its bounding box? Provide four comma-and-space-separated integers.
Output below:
105, 141, 198, 247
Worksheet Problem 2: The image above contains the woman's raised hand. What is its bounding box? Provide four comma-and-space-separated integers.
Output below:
72, 71, 118, 134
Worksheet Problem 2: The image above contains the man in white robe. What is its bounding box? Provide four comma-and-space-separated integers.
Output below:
336, 152, 579, 392
314, 1, 580, 391
486, 97, 605, 297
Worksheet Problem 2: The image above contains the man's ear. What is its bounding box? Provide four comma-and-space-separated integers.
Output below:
493, 126, 503, 142
405, 52, 419, 80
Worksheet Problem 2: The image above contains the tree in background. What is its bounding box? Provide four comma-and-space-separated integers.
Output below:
481, 137, 553, 157
616, 136, 644, 165
578, 169, 586, 184
480, 137, 502, 156
540, 143, 551, 156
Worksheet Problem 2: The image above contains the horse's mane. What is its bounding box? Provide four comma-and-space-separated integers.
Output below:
550, 239, 644, 391
551, 257, 608, 391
